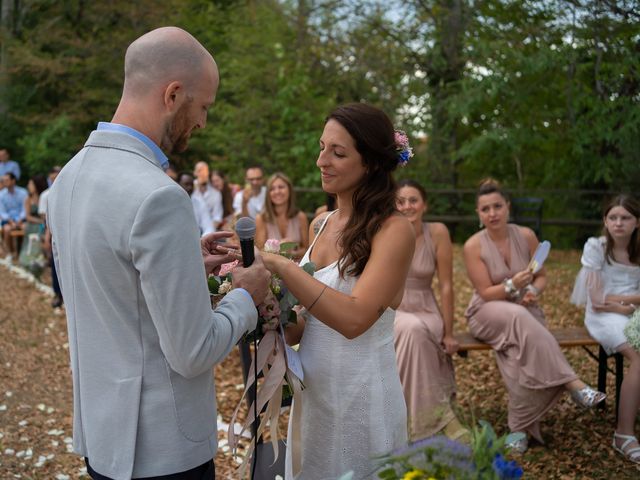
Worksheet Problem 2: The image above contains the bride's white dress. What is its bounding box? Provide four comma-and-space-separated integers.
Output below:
285, 213, 408, 480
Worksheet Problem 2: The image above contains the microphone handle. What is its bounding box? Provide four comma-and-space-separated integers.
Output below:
240, 238, 255, 267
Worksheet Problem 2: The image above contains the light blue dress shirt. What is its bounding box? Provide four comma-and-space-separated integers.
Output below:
0, 186, 28, 222
0, 160, 21, 180
97, 122, 169, 170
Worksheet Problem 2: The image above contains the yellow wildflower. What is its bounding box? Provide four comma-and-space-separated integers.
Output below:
402, 470, 426, 480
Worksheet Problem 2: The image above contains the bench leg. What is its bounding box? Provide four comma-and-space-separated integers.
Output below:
597, 346, 608, 411
614, 353, 624, 421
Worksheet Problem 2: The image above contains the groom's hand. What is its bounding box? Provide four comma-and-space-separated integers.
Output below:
232, 254, 271, 306
201, 231, 238, 275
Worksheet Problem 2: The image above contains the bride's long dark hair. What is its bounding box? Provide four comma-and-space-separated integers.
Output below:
327, 103, 400, 277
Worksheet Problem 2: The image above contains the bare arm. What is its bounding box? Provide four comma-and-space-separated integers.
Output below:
264, 215, 415, 339
605, 293, 640, 305
255, 213, 267, 249
432, 223, 458, 354
298, 211, 310, 250
291, 211, 310, 260
282, 213, 328, 343
24, 197, 42, 224
518, 227, 546, 305
463, 234, 532, 302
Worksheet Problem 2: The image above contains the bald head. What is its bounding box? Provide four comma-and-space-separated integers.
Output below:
123, 27, 216, 97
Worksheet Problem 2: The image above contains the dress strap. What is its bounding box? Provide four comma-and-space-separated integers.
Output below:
308, 210, 338, 253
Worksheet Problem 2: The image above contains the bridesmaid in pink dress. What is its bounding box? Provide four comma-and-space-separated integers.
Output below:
394, 180, 464, 442
463, 178, 606, 453
255, 172, 309, 260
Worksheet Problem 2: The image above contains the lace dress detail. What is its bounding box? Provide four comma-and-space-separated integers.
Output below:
571, 236, 640, 354
285, 211, 408, 480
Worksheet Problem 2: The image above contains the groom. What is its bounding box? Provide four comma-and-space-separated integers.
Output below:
48, 27, 270, 479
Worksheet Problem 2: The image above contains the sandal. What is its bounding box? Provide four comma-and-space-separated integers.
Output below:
505, 432, 528, 454
443, 417, 471, 444
613, 432, 640, 464
570, 385, 606, 409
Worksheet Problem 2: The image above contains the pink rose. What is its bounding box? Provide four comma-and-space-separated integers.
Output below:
264, 239, 281, 254
258, 291, 281, 323
219, 259, 239, 277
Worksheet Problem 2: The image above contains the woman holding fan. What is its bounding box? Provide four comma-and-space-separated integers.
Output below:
463, 178, 605, 453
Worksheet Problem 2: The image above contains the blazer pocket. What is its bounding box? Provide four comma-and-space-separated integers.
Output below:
167, 364, 216, 442
85, 375, 142, 477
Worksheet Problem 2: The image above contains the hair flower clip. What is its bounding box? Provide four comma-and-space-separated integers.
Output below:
394, 130, 413, 167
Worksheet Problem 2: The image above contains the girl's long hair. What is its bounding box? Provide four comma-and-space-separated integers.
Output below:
329, 103, 400, 277
211, 170, 234, 218
603, 194, 640, 265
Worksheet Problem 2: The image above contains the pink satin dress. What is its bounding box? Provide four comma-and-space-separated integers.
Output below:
394, 223, 456, 441
465, 224, 578, 442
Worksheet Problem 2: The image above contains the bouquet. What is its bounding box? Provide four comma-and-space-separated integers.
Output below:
372, 421, 523, 480
624, 308, 640, 352
208, 239, 313, 476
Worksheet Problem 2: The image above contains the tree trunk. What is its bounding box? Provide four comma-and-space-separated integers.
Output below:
0, 0, 14, 114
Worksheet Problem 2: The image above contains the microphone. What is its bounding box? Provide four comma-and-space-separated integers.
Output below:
235, 217, 256, 267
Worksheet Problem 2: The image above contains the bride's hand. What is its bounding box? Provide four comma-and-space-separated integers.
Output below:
261, 251, 289, 274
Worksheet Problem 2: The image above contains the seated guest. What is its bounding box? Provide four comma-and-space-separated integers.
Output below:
233, 164, 266, 219
255, 172, 308, 260
165, 163, 178, 182
193, 161, 223, 230
571, 194, 640, 464
19, 174, 48, 270
39, 167, 63, 308
0, 148, 21, 183
24, 174, 48, 233
178, 172, 214, 236
394, 179, 466, 442
0, 172, 28, 257
463, 178, 605, 453
210, 169, 236, 230
38, 166, 62, 216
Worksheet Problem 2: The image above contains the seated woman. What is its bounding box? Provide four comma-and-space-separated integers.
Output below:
394, 179, 466, 442
463, 178, 605, 453
23, 174, 48, 234
255, 172, 309, 260
210, 169, 236, 230
19, 174, 48, 266
571, 194, 640, 464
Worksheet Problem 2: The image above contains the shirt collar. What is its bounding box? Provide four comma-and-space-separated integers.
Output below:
97, 122, 169, 169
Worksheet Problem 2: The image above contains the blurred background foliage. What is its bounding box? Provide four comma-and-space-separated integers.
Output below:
1, 0, 638, 246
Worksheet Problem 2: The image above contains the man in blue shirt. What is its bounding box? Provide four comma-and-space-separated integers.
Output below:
0, 172, 28, 257
0, 148, 21, 182
47, 26, 270, 480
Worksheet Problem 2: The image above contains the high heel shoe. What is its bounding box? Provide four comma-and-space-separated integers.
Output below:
612, 432, 640, 464
570, 385, 606, 409
505, 432, 528, 454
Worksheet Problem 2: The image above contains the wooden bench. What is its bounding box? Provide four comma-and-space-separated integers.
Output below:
3, 227, 25, 257
455, 327, 624, 417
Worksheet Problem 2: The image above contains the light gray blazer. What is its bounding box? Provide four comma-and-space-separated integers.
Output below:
48, 130, 257, 479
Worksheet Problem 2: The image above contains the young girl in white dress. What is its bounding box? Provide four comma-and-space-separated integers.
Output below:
261, 103, 415, 479
571, 194, 640, 464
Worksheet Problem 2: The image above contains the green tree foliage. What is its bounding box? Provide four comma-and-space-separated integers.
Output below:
1, 0, 638, 233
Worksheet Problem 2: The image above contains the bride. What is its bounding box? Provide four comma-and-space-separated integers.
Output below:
261, 103, 415, 479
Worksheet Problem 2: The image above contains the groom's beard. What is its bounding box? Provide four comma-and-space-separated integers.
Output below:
163, 100, 193, 154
